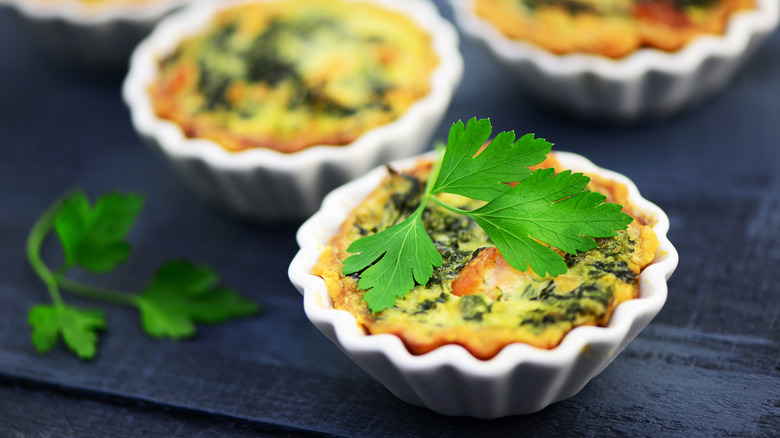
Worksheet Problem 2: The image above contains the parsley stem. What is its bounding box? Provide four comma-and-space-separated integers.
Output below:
429, 195, 471, 216
25, 192, 138, 309
425, 145, 446, 195
26, 195, 66, 307
57, 277, 139, 308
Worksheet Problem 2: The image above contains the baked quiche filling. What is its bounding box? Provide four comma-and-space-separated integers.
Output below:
148, 0, 438, 153
313, 155, 659, 359
473, 0, 755, 58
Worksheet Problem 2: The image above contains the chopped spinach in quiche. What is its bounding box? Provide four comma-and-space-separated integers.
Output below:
149, 0, 437, 153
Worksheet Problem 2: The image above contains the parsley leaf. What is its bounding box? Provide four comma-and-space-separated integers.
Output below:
465, 168, 633, 276
28, 304, 106, 360
432, 118, 551, 201
54, 190, 144, 273
137, 260, 261, 338
26, 190, 261, 360
343, 209, 443, 313
342, 118, 633, 313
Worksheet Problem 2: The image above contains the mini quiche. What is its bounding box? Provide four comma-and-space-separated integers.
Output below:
473, 0, 755, 58
40, 0, 158, 3
148, 0, 438, 153
25, 0, 171, 12
28, 0, 160, 5
313, 154, 659, 360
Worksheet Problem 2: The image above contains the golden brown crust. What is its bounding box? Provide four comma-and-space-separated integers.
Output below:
474, 0, 755, 58
636, 0, 755, 52
475, 0, 640, 58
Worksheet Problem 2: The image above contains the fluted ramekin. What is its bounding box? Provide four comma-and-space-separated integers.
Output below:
0, 0, 190, 68
449, 0, 778, 121
289, 150, 678, 418
122, 0, 463, 221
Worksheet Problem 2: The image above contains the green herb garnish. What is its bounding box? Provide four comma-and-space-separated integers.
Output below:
343, 118, 633, 313
26, 190, 261, 360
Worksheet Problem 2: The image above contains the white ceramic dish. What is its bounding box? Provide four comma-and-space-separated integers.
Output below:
122, 0, 463, 221
289, 150, 679, 418
449, 0, 779, 122
0, 0, 190, 68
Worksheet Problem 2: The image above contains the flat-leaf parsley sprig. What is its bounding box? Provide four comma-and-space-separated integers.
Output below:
342, 118, 634, 313
26, 189, 261, 360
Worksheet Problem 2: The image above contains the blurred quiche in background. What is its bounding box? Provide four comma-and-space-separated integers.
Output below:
473, 0, 755, 58
148, 0, 439, 153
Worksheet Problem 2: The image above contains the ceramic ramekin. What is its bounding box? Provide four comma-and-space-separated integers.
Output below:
289, 150, 679, 418
0, 0, 190, 68
449, 0, 779, 122
122, 0, 463, 221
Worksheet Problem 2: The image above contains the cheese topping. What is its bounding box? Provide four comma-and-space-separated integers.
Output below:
314, 155, 659, 359
148, 0, 438, 153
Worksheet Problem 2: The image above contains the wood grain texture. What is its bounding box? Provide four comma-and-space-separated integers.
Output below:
0, 377, 341, 438
0, 1, 778, 436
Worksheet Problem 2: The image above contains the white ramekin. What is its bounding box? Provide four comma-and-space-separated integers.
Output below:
122, 0, 463, 221
449, 0, 779, 122
0, 0, 190, 68
289, 150, 679, 418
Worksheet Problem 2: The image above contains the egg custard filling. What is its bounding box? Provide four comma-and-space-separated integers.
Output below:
313, 154, 659, 359
473, 0, 755, 58
148, 0, 438, 153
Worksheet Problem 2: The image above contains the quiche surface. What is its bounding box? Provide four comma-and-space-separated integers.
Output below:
313, 154, 659, 359
473, 0, 755, 58
148, 0, 438, 153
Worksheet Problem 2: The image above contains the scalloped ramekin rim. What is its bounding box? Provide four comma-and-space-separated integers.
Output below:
0, 0, 192, 24
449, 0, 779, 80
122, 0, 464, 173
290, 150, 679, 379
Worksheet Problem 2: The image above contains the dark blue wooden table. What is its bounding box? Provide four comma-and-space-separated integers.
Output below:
1, 1, 778, 436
